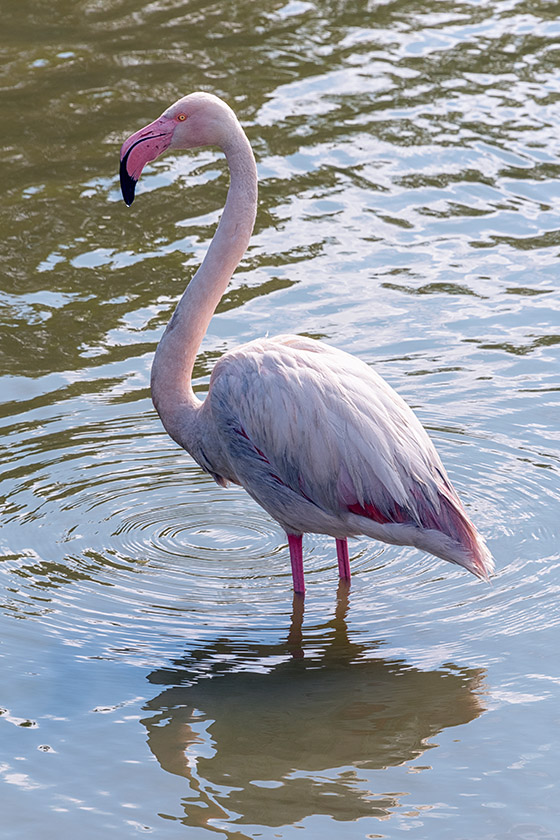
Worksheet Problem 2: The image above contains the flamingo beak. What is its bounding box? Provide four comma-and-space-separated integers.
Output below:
119, 116, 174, 206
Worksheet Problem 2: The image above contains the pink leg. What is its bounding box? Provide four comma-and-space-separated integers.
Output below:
336, 538, 351, 582
287, 533, 305, 595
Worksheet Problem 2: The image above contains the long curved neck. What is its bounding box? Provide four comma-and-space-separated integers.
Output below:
151, 124, 257, 444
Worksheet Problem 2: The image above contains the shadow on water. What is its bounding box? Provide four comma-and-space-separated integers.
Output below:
141, 583, 486, 831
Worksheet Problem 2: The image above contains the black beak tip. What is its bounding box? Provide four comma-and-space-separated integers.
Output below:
119, 157, 137, 207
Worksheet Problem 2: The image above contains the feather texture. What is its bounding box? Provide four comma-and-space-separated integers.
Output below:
202, 336, 493, 580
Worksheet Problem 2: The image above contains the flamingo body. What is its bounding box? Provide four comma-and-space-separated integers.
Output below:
119, 92, 494, 594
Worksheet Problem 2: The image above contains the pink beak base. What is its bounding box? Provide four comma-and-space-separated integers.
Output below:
119, 117, 174, 206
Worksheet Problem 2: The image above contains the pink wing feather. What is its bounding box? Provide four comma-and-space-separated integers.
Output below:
206, 334, 493, 579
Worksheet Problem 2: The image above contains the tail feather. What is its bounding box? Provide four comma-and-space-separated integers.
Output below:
347, 484, 494, 580
413, 482, 494, 580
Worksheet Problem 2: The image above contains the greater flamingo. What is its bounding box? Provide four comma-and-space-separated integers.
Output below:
119, 92, 494, 595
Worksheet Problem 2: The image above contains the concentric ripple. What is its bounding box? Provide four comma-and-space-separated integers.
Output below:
1, 386, 558, 669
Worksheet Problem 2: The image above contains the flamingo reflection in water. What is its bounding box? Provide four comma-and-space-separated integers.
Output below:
141, 588, 486, 829
120, 92, 494, 594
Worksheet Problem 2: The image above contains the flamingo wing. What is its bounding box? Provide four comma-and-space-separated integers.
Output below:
204, 335, 493, 578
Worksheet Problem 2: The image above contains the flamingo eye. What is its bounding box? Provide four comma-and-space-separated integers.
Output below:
177, 114, 187, 121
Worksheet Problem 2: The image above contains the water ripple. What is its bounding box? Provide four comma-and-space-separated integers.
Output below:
1, 390, 558, 668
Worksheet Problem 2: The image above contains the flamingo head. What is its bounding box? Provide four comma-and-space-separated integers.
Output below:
119, 92, 238, 206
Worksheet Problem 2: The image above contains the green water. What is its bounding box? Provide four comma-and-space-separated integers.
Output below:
1, 0, 559, 837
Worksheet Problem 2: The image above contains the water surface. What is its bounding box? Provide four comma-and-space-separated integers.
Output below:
1, 0, 560, 837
